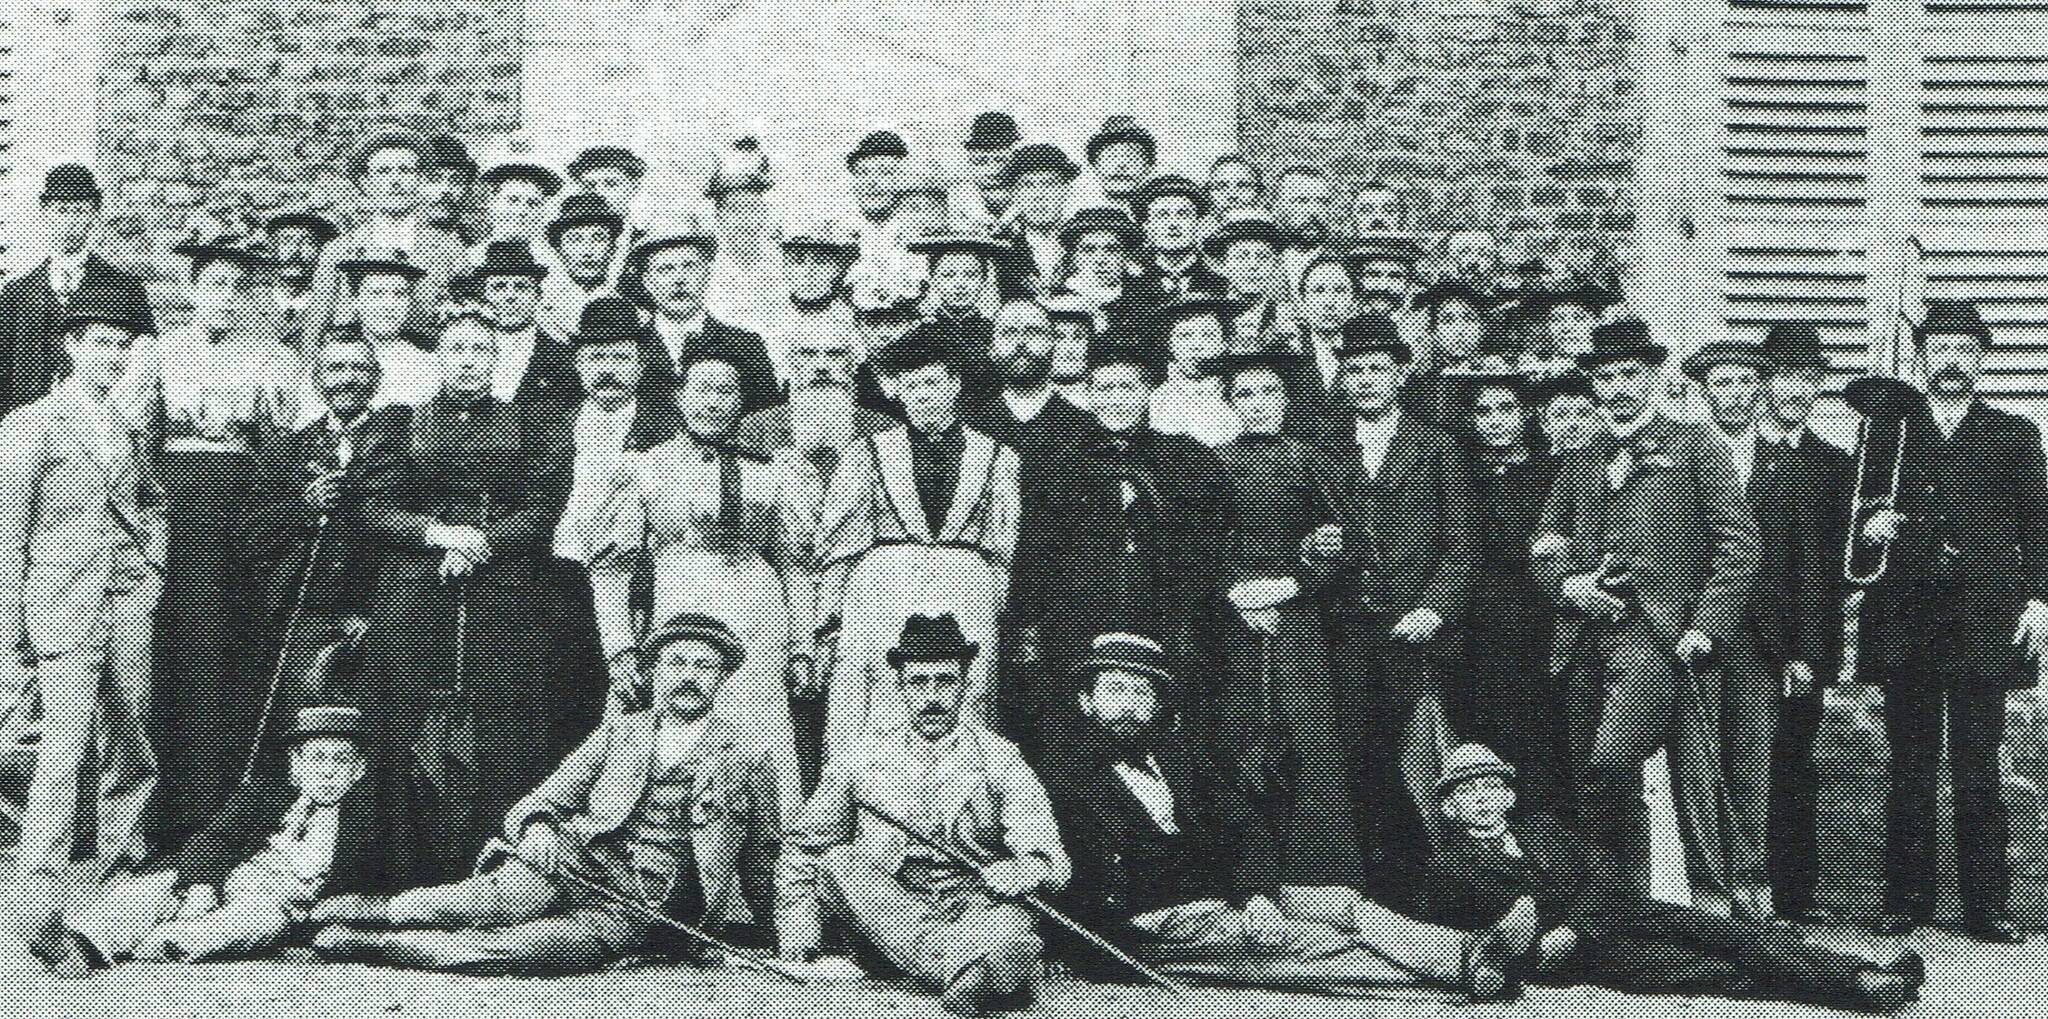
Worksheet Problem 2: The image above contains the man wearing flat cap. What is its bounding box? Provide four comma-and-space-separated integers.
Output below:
1859, 300, 2047, 943
304, 129, 468, 348
621, 223, 781, 416
308, 612, 788, 975
1082, 116, 1157, 214
568, 146, 647, 222
1123, 175, 1228, 353
0, 164, 155, 415
779, 612, 1066, 1016
472, 161, 564, 263
1533, 318, 1758, 905
539, 192, 627, 339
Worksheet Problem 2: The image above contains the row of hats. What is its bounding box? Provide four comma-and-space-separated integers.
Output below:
853, 113, 1155, 169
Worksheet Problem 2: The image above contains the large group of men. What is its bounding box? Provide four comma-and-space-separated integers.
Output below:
0, 107, 2031, 1012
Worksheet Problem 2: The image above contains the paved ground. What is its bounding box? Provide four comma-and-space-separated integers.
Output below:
0, 923, 2037, 1019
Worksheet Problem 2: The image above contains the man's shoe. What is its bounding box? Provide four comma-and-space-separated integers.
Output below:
43, 932, 102, 980
1961, 914, 2025, 945
309, 925, 389, 962
306, 894, 393, 928
1493, 896, 1541, 959
1459, 929, 1522, 1001
1886, 949, 1925, 997
1871, 912, 1920, 937
1535, 926, 1580, 975
942, 961, 1001, 1016
1788, 904, 1840, 925
1854, 967, 1915, 1013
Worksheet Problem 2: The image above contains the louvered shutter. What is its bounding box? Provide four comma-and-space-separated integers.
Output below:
0, 15, 14, 269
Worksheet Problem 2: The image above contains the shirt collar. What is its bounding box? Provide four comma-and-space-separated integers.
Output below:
657, 310, 707, 339
1354, 407, 1402, 437
1756, 419, 1805, 448
911, 419, 962, 443
1608, 410, 1655, 440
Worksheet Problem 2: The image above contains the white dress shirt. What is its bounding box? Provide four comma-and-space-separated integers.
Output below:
1113, 757, 1179, 835
1353, 409, 1403, 480
574, 398, 638, 457
48, 251, 89, 300
654, 311, 707, 375
1719, 425, 1758, 490
491, 327, 538, 402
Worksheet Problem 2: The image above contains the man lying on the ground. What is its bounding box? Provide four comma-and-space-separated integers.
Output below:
1423, 742, 1924, 1012
1044, 632, 1536, 1001
31, 705, 378, 976
304, 612, 788, 975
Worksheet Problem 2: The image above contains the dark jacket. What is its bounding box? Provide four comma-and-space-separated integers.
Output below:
159, 779, 385, 894
0, 256, 156, 415
1421, 812, 1639, 936
638, 315, 784, 415
236, 414, 379, 627
1303, 413, 1479, 632
1745, 432, 1853, 679
959, 391, 1095, 466
512, 328, 583, 413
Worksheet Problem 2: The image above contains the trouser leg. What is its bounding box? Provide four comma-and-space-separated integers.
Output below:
357, 911, 637, 975
1133, 899, 1428, 991
1949, 684, 2010, 916
152, 897, 296, 961
387, 858, 568, 928
1768, 680, 1824, 912
19, 652, 101, 875
63, 868, 183, 962
1668, 654, 1730, 893
1586, 904, 1871, 1006
1719, 650, 1774, 887
99, 578, 160, 864
813, 846, 1039, 993
1570, 632, 1672, 892
1881, 680, 1940, 915
1277, 886, 1468, 987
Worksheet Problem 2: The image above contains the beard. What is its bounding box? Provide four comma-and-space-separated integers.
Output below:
1931, 365, 1971, 392
1003, 352, 1053, 388
1095, 714, 1163, 763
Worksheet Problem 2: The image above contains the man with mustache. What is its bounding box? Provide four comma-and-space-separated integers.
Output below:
779, 613, 1066, 1016
307, 613, 787, 974
1272, 166, 1339, 303
960, 299, 1094, 464
1532, 319, 1758, 904
265, 211, 337, 345
1862, 301, 2047, 943
1082, 116, 1157, 215
1046, 634, 1536, 1001
746, 216, 863, 389
303, 129, 468, 347
621, 220, 780, 416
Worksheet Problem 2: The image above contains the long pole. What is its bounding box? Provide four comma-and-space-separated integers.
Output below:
238, 511, 331, 787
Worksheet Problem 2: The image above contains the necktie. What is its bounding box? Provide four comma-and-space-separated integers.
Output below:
718, 448, 741, 531
53, 264, 78, 303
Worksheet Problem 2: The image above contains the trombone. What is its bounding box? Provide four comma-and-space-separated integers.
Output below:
1837, 374, 1925, 685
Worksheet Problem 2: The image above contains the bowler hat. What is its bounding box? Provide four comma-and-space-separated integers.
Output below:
424, 134, 477, 175
289, 705, 368, 746
547, 192, 625, 249
335, 252, 426, 285
1534, 283, 1621, 314
571, 295, 650, 348
41, 164, 103, 206
777, 214, 860, 258
1155, 293, 1241, 331
1347, 235, 1425, 267
1086, 115, 1156, 166
1004, 143, 1080, 186
1526, 370, 1597, 407
847, 130, 909, 170
887, 613, 980, 668
267, 211, 339, 245
1577, 318, 1665, 369
350, 127, 431, 179
1681, 341, 1769, 382
965, 112, 1020, 152
472, 240, 550, 280
1915, 299, 1992, 346
871, 324, 961, 376
1413, 281, 1495, 313
480, 161, 564, 197
1760, 322, 1830, 371
60, 280, 151, 334
1133, 174, 1211, 218
1088, 342, 1164, 385
1059, 206, 1141, 252
568, 145, 646, 181
1202, 210, 1284, 259
1074, 632, 1176, 693
906, 231, 1010, 262
1435, 742, 1516, 799
643, 611, 746, 671
1335, 313, 1414, 364
1044, 294, 1097, 329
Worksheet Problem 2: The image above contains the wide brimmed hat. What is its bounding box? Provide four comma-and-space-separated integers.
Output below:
1915, 299, 1992, 346
906, 231, 1010, 262
777, 214, 860, 258
1074, 632, 1175, 693
480, 161, 564, 196
1335, 312, 1413, 364
289, 705, 368, 745
1202, 211, 1284, 259
1202, 350, 1305, 382
871, 324, 962, 376
1059, 206, 1141, 252
1004, 143, 1080, 186
1133, 174, 1211, 218
1532, 283, 1622, 314
1086, 115, 1156, 165
1413, 281, 1495, 313
60, 280, 152, 334
1760, 322, 1830, 371
335, 252, 426, 284
1088, 343, 1163, 384
886, 613, 980, 668
547, 193, 625, 248
1526, 370, 1597, 407
472, 239, 550, 280
1435, 742, 1516, 799
1680, 341, 1769, 382
846, 130, 909, 169
1577, 318, 1666, 369
267, 211, 339, 244
173, 234, 276, 271
424, 134, 477, 174
965, 111, 1021, 152
1155, 293, 1241, 331
643, 611, 746, 671
568, 145, 646, 181
41, 164, 103, 205
571, 295, 650, 348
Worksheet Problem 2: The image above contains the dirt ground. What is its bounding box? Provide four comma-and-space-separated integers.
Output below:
0, 923, 2036, 1019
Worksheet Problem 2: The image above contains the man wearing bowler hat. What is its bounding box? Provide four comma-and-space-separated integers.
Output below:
305, 128, 469, 346
1082, 116, 1157, 213
539, 192, 627, 338
958, 112, 1022, 229
622, 219, 781, 416
1861, 300, 2047, 943
551, 295, 684, 582
1533, 318, 1758, 903
468, 239, 581, 411
267, 210, 339, 344
568, 146, 648, 240
0, 164, 155, 415
779, 612, 1067, 1016
992, 143, 1084, 300
472, 160, 564, 260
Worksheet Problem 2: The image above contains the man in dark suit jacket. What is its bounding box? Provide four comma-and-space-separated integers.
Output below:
1298, 313, 1477, 875
1861, 302, 2048, 942
622, 227, 781, 414
1535, 319, 1759, 900
0, 165, 155, 415
468, 240, 583, 414
958, 298, 1095, 464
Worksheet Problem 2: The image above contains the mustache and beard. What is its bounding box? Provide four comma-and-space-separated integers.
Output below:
1003, 348, 1053, 387
587, 371, 629, 396
1290, 219, 1332, 247
1094, 711, 1163, 763
1930, 364, 1972, 391
324, 379, 372, 410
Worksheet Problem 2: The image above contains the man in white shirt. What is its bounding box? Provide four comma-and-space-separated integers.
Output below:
553, 296, 682, 565
471, 240, 580, 411
625, 225, 780, 415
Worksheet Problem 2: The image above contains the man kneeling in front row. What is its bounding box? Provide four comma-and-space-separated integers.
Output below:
1045, 633, 1537, 1000
307, 613, 790, 974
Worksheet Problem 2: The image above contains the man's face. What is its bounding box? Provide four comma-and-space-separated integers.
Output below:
437, 321, 497, 396
1091, 141, 1152, 200
848, 155, 903, 218
1446, 231, 1499, 283
481, 274, 540, 331
928, 251, 988, 312
1165, 315, 1226, 372
1339, 351, 1406, 416
1703, 363, 1761, 432
1011, 171, 1072, 230
1922, 332, 1985, 399
1441, 775, 1516, 833
1352, 185, 1404, 235
1051, 319, 1092, 384
1547, 303, 1600, 357
650, 638, 730, 721
487, 180, 547, 240
1227, 368, 1288, 435
1070, 230, 1126, 286
645, 245, 713, 319
791, 330, 857, 391
289, 738, 367, 807
1274, 174, 1335, 244
897, 659, 968, 741
64, 322, 135, 394
1471, 385, 1527, 450
1142, 196, 1202, 255
679, 359, 744, 438
1220, 241, 1279, 298
1300, 263, 1356, 332
576, 168, 639, 216
1431, 299, 1486, 360
576, 341, 641, 410
1353, 258, 1412, 310
1208, 161, 1261, 213
1078, 669, 1161, 742
1590, 358, 1656, 424
557, 225, 618, 285
1541, 394, 1601, 451
968, 146, 1015, 191
271, 227, 323, 288
43, 199, 98, 255
1765, 368, 1823, 431
354, 274, 416, 337
189, 260, 252, 336
422, 166, 470, 221
361, 146, 424, 216
785, 247, 849, 305
1089, 363, 1151, 431
318, 340, 381, 417
991, 302, 1055, 388
893, 361, 963, 432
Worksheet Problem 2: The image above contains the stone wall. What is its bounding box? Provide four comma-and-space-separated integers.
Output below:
1237, 0, 1639, 269
94, 0, 523, 316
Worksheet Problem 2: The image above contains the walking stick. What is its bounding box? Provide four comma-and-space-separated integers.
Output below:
851, 798, 1191, 995
501, 845, 809, 984
238, 503, 332, 788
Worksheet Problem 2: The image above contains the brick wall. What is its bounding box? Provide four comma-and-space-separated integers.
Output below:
95, 0, 523, 319
1237, 0, 1638, 270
